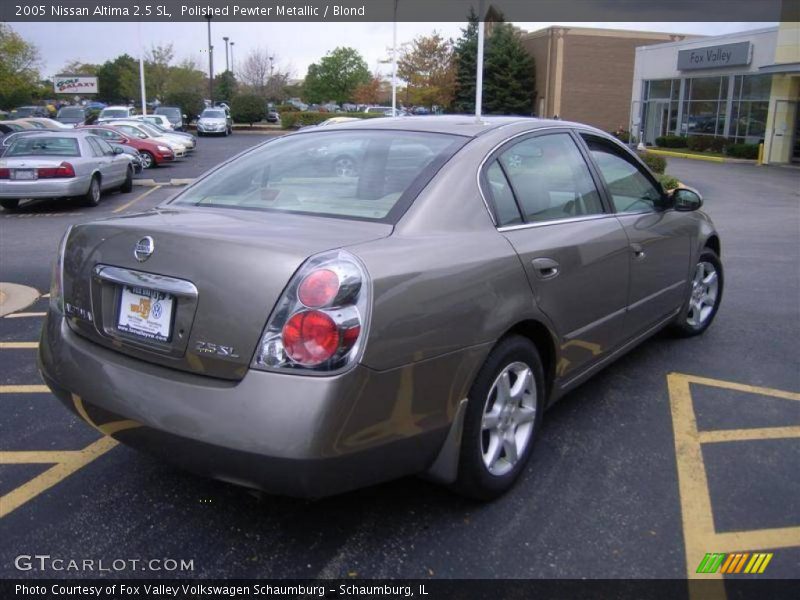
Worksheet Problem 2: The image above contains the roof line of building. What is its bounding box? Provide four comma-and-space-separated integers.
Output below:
521, 25, 698, 41
634, 25, 780, 52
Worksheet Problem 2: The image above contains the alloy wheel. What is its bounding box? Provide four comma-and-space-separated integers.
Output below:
686, 261, 719, 328
480, 361, 537, 476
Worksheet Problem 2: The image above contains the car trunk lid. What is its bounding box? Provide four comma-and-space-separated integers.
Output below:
62, 206, 392, 380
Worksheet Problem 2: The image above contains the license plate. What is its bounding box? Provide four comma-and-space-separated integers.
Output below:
117, 286, 174, 342
12, 169, 35, 180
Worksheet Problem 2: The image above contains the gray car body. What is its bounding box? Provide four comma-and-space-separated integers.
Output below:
39, 117, 720, 497
0, 131, 131, 200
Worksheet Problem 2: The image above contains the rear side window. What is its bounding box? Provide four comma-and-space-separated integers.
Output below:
495, 133, 604, 223
6, 137, 80, 157
485, 161, 522, 226
172, 130, 466, 222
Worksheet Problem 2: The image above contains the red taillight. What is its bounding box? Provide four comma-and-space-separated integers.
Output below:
0, 168, 9, 179
298, 269, 339, 307
282, 310, 340, 366
37, 162, 75, 178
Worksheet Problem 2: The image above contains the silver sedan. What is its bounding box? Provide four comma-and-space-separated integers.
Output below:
0, 131, 134, 210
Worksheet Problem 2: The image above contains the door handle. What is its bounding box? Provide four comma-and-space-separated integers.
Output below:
631, 243, 646, 261
532, 257, 560, 280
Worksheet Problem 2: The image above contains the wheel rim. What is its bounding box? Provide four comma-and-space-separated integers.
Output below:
334, 157, 356, 178
91, 179, 100, 203
686, 261, 719, 328
480, 361, 537, 476
142, 153, 153, 168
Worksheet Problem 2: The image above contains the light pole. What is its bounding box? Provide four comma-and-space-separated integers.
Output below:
230, 42, 235, 75
223, 36, 230, 72
205, 13, 213, 102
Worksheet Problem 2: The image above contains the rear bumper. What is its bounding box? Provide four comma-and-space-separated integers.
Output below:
0, 175, 91, 199
39, 313, 485, 497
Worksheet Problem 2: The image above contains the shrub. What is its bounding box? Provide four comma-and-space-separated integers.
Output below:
655, 135, 688, 148
231, 94, 266, 126
657, 174, 680, 190
638, 152, 667, 174
610, 129, 630, 143
687, 135, 732, 153
725, 143, 759, 159
280, 111, 384, 129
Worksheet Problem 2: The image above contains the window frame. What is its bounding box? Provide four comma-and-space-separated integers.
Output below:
575, 130, 668, 215
478, 127, 614, 230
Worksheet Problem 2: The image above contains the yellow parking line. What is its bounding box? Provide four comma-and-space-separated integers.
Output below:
0, 385, 49, 393
0, 450, 83, 463
0, 436, 119, 518
0, 342, 38, 349
112, 184, 162, 214
698, 426, 800, 444
5, 312, 46, 318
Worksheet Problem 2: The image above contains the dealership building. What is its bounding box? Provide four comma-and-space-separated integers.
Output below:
631, 22, 800, 164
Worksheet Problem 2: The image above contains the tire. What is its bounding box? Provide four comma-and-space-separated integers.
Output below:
140, 151, 155, 169
454, 335, 545, 500
120, 166, 133, 193
81, 175, 102, 207
669, 248, 723, 337
0, 199, 20, 211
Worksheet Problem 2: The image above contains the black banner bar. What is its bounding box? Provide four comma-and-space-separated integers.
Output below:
1, 0, 796, 23
3, 579, 800, 600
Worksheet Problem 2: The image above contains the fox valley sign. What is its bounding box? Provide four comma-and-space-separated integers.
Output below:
677, 41, 752, 70
54, 76, 98, 94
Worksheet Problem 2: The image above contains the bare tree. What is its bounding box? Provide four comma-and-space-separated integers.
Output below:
237, 48, 291, 100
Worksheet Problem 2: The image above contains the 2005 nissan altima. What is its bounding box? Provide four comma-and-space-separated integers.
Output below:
39, 117, 723, 499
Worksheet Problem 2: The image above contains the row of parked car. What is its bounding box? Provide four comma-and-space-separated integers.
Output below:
0, 108, 206, 210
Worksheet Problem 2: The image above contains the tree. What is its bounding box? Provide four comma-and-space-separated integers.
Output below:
213, 71, 237, 103
0, 24, 42, 110
145, 43, 175, 101
452, 12, 479, 113
397, 32, 456, 109
60, 59, 98, 76
353, 76, 382, 105
164, 58, 206, 99
164, 90, 204, 121
452, 14, 535, 115
482, 23, 535, 115
95, 54, 139, 104
304, 47, 370, 105
231, 94, 265, 126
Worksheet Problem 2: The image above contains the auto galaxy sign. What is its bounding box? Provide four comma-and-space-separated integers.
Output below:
54, 76, 98, 94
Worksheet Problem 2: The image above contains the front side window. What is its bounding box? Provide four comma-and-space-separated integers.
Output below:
495, 133, 604, 223
582, 134, 662, 213
172, 130, 465, 222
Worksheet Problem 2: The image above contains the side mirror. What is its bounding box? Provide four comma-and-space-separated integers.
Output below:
670, 188, 703, 211
112, 146, 124, 154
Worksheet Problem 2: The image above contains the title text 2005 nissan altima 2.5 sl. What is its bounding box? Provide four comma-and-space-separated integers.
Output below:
39, 117, 723, 499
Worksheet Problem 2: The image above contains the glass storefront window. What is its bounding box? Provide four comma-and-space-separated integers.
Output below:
688, 77, 724, 101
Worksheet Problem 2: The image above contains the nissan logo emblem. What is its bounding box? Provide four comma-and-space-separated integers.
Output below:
134, 236, 155, 262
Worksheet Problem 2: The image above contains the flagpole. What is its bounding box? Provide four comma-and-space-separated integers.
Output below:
138, 21, 147, 115
391, 0, 398, 114
475, 20, 484, 121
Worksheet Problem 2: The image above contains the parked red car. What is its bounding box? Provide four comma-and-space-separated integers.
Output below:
76, 125, 174, 169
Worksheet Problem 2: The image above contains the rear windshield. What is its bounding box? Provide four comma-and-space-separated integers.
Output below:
58, 108, 85, 118
14, 108, 37, 117
7, 137, 80, 157
201, 110, 226, 118
171, 130, 465, 222
101, 109, 129, 118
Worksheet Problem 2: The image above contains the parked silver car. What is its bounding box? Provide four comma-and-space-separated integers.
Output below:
39, 117, 723, 499
196, 108, 232, 136
0, 131, 134, 210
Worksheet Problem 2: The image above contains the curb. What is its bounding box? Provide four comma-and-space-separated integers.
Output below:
645, 149, 756, 165
0, 282, 41, 317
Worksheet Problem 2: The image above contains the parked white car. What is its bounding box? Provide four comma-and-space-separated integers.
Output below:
134, 114, 174, 130
107, 122, 188, 158
97, 106, 136, 123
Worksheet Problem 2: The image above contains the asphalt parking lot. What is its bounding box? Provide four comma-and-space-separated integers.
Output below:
1, 150, 798, 581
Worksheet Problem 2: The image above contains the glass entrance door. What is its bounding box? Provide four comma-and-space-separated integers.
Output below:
644, 101, 669, 145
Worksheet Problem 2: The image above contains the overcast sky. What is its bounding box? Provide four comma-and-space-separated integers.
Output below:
13, 21, 776, 82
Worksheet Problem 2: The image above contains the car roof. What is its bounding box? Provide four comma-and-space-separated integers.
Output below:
294, 115, 597, 138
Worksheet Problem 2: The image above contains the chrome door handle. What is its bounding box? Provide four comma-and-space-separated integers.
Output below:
631, 244, 646, 261
532, 257, 560, 280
